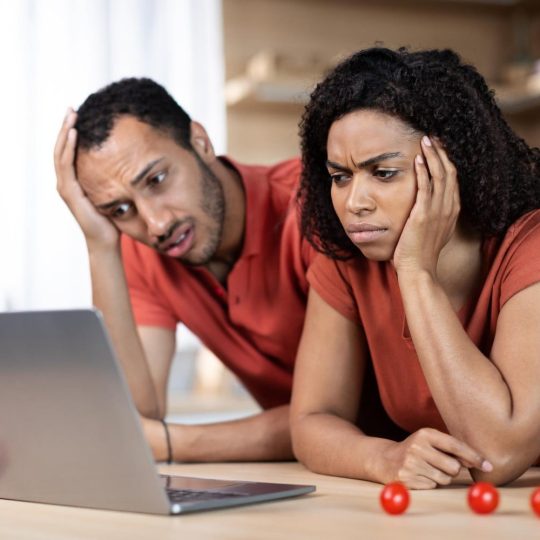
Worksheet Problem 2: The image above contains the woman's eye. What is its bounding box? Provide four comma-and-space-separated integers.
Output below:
374, 169, 398, 180
111, 202, 132, 219
148, 172, 166, 187
330, 173, 350, 185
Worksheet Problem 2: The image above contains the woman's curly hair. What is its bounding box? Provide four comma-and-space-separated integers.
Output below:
298, 47, 540, 259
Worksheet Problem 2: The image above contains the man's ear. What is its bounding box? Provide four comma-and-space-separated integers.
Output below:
190, 121, 216, 163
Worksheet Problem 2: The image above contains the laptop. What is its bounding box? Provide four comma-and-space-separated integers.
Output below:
0, 310, 315, 514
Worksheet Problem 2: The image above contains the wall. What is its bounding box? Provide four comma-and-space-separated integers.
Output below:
223, 0, 540, 164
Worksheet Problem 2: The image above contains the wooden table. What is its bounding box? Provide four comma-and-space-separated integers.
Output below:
0, 462, 538, 539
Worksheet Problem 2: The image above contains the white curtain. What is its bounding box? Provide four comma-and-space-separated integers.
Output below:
0, 0, 226, 311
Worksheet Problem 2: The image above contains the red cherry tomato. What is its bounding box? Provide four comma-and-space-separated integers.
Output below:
531, 487, 540, 517
467, 482, 499, 514
380, 482, 410, 515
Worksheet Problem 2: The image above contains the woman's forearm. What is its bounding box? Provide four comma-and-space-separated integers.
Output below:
292, 412, 394, 483
398, 270, 536, 478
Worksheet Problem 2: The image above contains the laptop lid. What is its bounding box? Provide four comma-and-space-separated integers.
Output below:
0, 309, 172, 514
0, 310, 315, 514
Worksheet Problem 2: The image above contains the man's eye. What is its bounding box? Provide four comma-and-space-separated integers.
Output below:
148, 172, 166, 187
374, 169, 398, 180
111, 202, 132, 219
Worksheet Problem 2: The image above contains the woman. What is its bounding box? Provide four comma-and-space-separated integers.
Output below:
291, 47, 540, 489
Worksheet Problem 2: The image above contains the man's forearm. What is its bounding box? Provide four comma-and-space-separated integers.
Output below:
88, 244, 161, 418
166, 405, 293, 462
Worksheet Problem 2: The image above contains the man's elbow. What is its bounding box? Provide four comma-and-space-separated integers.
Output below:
138, 401, 165, 420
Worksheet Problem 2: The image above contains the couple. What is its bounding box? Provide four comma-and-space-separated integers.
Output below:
54, 47, 540, 489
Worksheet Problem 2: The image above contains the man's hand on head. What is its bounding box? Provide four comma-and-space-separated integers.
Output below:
54, 108, 120, 251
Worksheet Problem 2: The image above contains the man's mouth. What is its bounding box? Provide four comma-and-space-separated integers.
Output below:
159, 225, 195, 258
171, 229, 189, 246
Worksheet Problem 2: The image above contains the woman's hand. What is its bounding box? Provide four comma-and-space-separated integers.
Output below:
380, 427, 492, 489
54, 108, 120, 250
392, 136, 460, 277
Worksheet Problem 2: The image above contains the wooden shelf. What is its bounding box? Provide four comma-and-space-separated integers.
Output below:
226, 73, 540, 118
225, 49, 323, 111
226, 77, 310, 112
495, 85, 540, 114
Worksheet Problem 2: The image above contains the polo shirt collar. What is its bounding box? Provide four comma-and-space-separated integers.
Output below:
219, 156, 270, 258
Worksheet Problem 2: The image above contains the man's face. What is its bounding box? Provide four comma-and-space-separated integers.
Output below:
76, 116, 225, 265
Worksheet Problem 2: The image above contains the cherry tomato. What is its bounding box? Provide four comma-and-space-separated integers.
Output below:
531, 487, 540, 517
467, 482, 499, 514
380, 482, 410, 515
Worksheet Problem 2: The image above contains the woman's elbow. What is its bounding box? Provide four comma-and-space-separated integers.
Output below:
470, 448, 537, 486
464, 421, 540, 486
290, 413, 310, 462
290, 412, 328, 473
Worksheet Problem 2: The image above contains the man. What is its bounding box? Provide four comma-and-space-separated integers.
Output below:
54, 78, 314, 462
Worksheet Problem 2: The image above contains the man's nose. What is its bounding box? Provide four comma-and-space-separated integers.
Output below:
344, 175, 376, 215
137, 200, 171, 239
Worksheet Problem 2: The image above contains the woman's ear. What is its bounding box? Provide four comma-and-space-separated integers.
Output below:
190, 121, 216, 164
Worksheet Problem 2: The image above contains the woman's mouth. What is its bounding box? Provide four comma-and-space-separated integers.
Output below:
346, 223, 388, 244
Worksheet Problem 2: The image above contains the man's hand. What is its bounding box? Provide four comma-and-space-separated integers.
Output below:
380, 427, 492, 489
140, 406, 293, 463
140, 416, 169, 462
54, 108, 119, 250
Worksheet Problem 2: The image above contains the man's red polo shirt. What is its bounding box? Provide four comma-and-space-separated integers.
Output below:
121, 157, 315, 409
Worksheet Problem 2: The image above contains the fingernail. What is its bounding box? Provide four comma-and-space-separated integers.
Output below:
422, 135, 432, 147
65, 107, 72, 120
415, 154, 423, 164
481, 460, 493, 472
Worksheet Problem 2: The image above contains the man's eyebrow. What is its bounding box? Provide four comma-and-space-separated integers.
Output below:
96, 199, 123, 211
130, 158, 164, 186
95, 158, 165, 211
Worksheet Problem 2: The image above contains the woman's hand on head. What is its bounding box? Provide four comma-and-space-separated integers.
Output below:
392, 136, 460, 277
54, 108, 120, 250
380, 427, 492, 489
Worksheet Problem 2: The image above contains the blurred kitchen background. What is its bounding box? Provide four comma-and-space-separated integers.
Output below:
1, 0, 539, 423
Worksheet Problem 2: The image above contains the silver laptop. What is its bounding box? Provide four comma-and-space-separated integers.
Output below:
0, 310, 315, 514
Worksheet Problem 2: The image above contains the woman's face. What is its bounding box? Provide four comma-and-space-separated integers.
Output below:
327, 109, 422, 261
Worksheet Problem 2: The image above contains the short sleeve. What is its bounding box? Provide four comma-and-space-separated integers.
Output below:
307, 253, 360, 323
121, 235, 177, 330
500, 211, 540, 308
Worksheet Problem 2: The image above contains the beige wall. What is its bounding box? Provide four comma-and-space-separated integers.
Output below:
224, 0, 514, 80
223, 0, 540, 164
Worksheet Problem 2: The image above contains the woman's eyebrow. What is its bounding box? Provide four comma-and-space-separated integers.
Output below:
356, 152, 402, 168
326, 160, 351, 172
326, 152, 403, 172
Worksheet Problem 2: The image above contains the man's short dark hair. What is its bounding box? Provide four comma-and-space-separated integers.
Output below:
75, 77, 192, 152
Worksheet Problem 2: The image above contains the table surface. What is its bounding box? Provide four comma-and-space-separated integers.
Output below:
0, 462, 538, 539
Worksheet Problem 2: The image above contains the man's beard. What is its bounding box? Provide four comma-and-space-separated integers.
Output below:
180, 156, 225, 266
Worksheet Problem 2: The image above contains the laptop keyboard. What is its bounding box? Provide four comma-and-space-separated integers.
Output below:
166, 489, 247, 503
